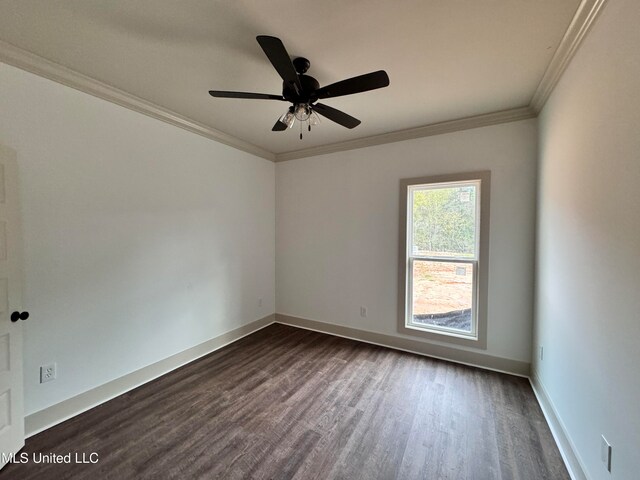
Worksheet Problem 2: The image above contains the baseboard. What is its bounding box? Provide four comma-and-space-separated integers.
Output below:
23, 313, 581, 480
25, 314, 275, 438
529, 371, 590, 480
276, 314, 530, 377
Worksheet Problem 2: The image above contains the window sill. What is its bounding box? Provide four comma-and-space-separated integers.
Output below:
399, 322, 487, 349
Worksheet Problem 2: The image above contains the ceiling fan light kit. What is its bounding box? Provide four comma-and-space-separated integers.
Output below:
209, 35, 390, 139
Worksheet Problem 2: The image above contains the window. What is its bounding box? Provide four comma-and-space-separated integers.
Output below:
398, 172, 490, 348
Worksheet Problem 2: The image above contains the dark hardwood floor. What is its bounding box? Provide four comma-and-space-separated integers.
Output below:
1, 324, 568, 479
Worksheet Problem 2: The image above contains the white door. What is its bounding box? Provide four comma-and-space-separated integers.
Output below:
0, 145, 25, 469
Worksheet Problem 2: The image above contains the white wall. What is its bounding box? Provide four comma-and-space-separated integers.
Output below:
276, 119, 537, 363
534, 0, 640, 478
0, 63, 275, 415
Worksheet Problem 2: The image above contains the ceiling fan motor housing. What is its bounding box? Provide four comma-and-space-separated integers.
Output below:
283, 74, 320, 104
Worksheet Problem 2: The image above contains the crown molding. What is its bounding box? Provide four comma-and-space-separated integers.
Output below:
0, 40, 275, 162
0, 0, 606, 163
530, 0, 608, 112
0, 38, 533, 164
274, 106, 536, 162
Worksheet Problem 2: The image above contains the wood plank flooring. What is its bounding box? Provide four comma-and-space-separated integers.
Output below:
1, 324, 568, 479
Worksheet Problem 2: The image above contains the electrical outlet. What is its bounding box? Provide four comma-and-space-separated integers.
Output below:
360, 306, 367, 318
540, 346, 544, 361
258, 297, 263, 308
601, 435, 612, 472
40, 363, 56, 383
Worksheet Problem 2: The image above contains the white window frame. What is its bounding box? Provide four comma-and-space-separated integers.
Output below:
398, 172, 490, 349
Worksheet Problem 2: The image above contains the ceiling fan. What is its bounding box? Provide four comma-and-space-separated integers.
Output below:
209, 35, 390, 138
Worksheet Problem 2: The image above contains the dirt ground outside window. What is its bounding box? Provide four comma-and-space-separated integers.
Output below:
412, 260, 473, 331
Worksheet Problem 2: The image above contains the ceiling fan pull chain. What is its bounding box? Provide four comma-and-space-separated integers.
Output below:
300, 120, 303, 140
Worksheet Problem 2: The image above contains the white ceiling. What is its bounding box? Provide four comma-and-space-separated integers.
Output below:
0, 0, 581, 155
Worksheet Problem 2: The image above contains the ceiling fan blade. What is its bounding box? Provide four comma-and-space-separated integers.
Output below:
256, 36, 302, 93
209, 90, 285, 100
272, 119, 289, 131
315, 70, 390, 99
313, 103, 361, 129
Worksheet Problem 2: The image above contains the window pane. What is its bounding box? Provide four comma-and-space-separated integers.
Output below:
411, 259, 473, 333
412, 185, 477, 258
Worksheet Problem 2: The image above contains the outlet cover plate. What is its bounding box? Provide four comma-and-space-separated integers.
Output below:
40, 363, 56, 383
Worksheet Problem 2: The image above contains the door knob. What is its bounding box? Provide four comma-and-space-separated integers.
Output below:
10, 311, 29, 322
